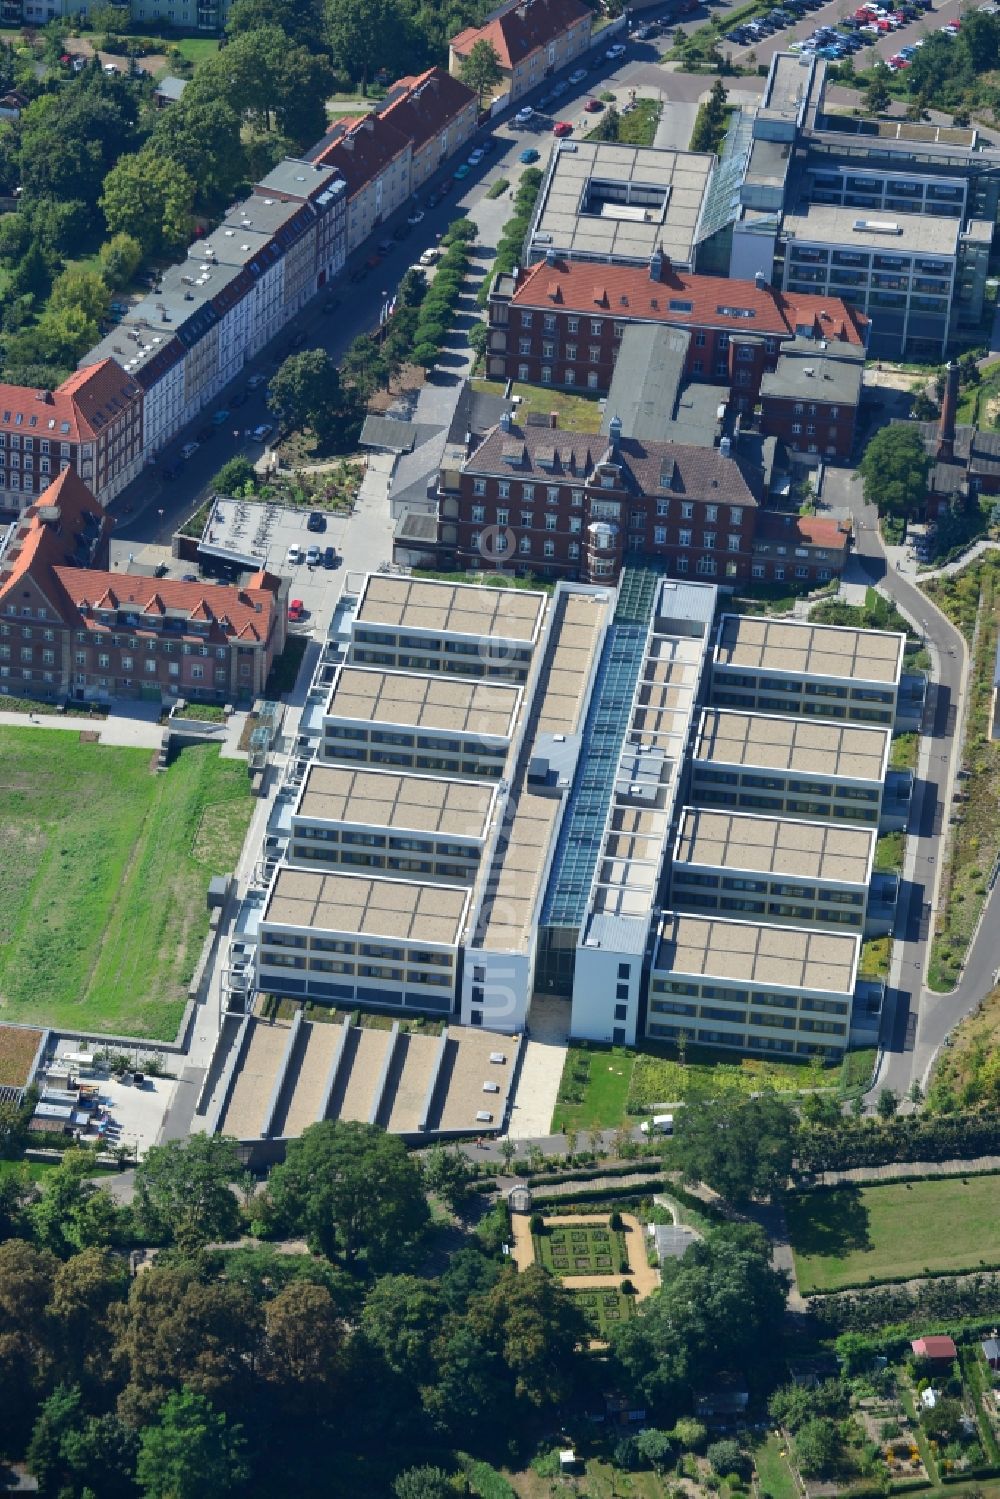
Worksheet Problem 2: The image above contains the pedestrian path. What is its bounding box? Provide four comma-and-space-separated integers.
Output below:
806, 1154, 1000, 1188
0, 706, 163, 749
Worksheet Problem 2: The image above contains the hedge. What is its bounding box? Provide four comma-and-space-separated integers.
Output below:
529, 1178, 669, 1208
528, 1159, 664, 1188
795, 1111, 1000, 1175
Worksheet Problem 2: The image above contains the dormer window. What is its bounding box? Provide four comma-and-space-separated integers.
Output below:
600, 473, 616, 490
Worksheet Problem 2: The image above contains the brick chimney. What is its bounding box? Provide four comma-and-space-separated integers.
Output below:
549, 411, 558, 428
937, 360, 959, 462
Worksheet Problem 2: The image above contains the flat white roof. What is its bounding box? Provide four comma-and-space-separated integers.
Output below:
264, 868, 469, 947
694, 707, 891, 782
355, 574, 546, 644
325, 665, 521, 740
295, 764, 496, 841
715, 614, 904, 686
674, 806, 875, 885
655, 911, 859, 994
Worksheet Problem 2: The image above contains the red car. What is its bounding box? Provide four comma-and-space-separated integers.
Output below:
553, 120, 573, 137
287, 599, 304, 623
583, 97, 604, 112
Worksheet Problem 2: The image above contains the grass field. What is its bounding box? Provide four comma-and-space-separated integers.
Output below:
553, 1046, 635, 1130
751, 1433, 798, 1499
786, 1175, 1000, 1292
0, 730, 252, 1039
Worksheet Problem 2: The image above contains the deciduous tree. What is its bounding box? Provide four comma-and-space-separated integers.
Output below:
459, 39, 502, 106
136, 1388, 248, 1499
859, 424, 931, 523
133, 1134, 244, 1250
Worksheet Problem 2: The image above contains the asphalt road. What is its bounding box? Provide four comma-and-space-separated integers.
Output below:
823, 462, 993, 1103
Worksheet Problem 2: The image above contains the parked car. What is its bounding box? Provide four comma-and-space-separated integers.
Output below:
307, 511, 325, 532
468, 147, 485, 164
419, 246, 440, 265
323, 546, 336, 569
247, 373, 266, 389
454, 162, 470, 178
553, 120, 573, 136
519, 147, 540, 162
287, 598, 304, 622
305, 545, 321, 567
514, 106, 535, 124
584, 97, 603, 111
606, 42, 627, 59
212, 409, 230, 425
569, 67, 588, 83
181, 441, 199, 460
250, 423, 273, 442
407, 206, 425, 224
286, 545, 303, 566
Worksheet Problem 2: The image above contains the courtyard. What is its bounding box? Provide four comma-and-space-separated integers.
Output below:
0, 729, 253, 1039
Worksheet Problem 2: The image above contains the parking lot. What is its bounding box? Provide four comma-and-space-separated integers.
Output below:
724, 0, 957, 67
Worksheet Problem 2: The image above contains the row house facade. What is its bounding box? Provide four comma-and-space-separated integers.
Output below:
0, 470, 285, 705
0, 362, 143, 520
82, 161, 347, 463
449, 0, 593, 106
311, 115, 414, 256
436, 416, 763, 585
379, 69, 478, 194
488, 255, 868, 425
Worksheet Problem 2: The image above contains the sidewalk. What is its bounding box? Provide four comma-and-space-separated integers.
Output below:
0, 705, 163, 749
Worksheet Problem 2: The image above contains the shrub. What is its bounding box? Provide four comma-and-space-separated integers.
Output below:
621, 1278, 635, 1295
707, 1440, 750, 1480
529, 1212, 544, 1235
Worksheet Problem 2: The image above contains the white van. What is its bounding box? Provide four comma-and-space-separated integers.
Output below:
640, 1114, 674, 1135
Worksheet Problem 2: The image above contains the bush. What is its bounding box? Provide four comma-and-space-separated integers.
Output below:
621, 1277, 635, 1295
672, 1418, 708, 1453
485, 178, 509, 199
529, 1212, 544, 1235
708, 1440, 750, 1480
609, 1210, 623, 1231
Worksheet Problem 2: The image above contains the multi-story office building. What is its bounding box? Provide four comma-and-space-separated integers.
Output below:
347, 574, 546, 682
449, 0, 592, 106
648, 912, 858, 1058
286, 764, 499, 884
320, 665, 522, 780
238, 572, 907, 1063
256, 867, 472, 1016
710, 614, 904, 727
689, 708, 900, 830
669, 807, 875, 933
728, 51, 998, 356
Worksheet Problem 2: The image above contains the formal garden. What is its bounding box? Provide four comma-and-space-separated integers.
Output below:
532, 1221, 628, 1278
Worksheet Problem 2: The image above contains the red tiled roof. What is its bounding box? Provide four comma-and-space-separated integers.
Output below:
509, 259, 868, 343
309, 113, 411, 197
0, 359, 141, 446
378, 68, 476, 153
755, 513, 850, 549
0, 469, 109, 620
912, 1336, 957, 1360
451, 0, 591, 67
54, 570, 277, 644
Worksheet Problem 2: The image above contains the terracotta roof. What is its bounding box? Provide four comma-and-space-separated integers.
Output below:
451, 0, 591, 67
378, 68, 476, 153
509, 259, 868, 344
308, 113, 411, 196
0, 359, 141, 446
468, 421, 763, 507
754, 513, 850, 549
0, 470, 110, 622
911, 1336, 957, 1360
54, 570, 277, 644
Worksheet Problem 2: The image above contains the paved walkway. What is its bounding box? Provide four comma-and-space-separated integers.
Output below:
507, 994, 571, 1139
0, 705, 164, 748
805, 1154, 1000, 1188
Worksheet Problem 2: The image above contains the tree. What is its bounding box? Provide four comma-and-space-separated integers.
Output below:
0, 1239, 58, 1454
211, 456, 258, 497
100, 152, 195, 257
860, 426, 931, 522
340, 334, 387, 401
134, 1134, 244, 1250
30, 1150, 120, 1256
362, 1274, 443, 1382
921, 1395, 964, 1443
0, 1095, 33, 1160
795, 1417, 842, 1478
49, 266, 110, 326
635, 1428, 674, 1473
438, 1245, 501, 1313
876, 1087, 899, 1121
265, 1120, 429, 1265
268, 347, 341, 436
325, 0, 404, 93
690, 78, 727, 153
673, 1095, 794, 1202
98, 231, 142, 289
262, 1281, 346, 1412
422, 1144, 473, 1211
149, 96, 246, 209
48, 1246, 128, 1394
459, 39, 502, 107
465, 1264, 587, 1409
227, 0, 325, 47
672, 1417, 707, 1452
25, 1383, 83, 1496
708, 1439, 751, 1480
136, 1389, 248, 1499
864, 70, 891, 114
394, 1466, 455, 1499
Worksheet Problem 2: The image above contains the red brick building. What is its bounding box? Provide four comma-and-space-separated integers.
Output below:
434, 415, 764, 584
0, 470, 285, 706
488, 256, 868, 424
0, 359, 144, 519
750, 512, 851, 587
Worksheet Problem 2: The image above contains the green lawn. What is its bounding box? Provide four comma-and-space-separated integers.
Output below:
173, 37, 220, 67
0, 731, 252, 1038
552, 1045, 636, 1131
890, 732, 919, 772
472, 379, 605, 434
628, 1044, 837, 1109
571, 1285, 636, 1338
751, 1432, 799, 1499
535, 1222, 624, 1277
875, 831, 904, 873
786, 1175, 1000, 1293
